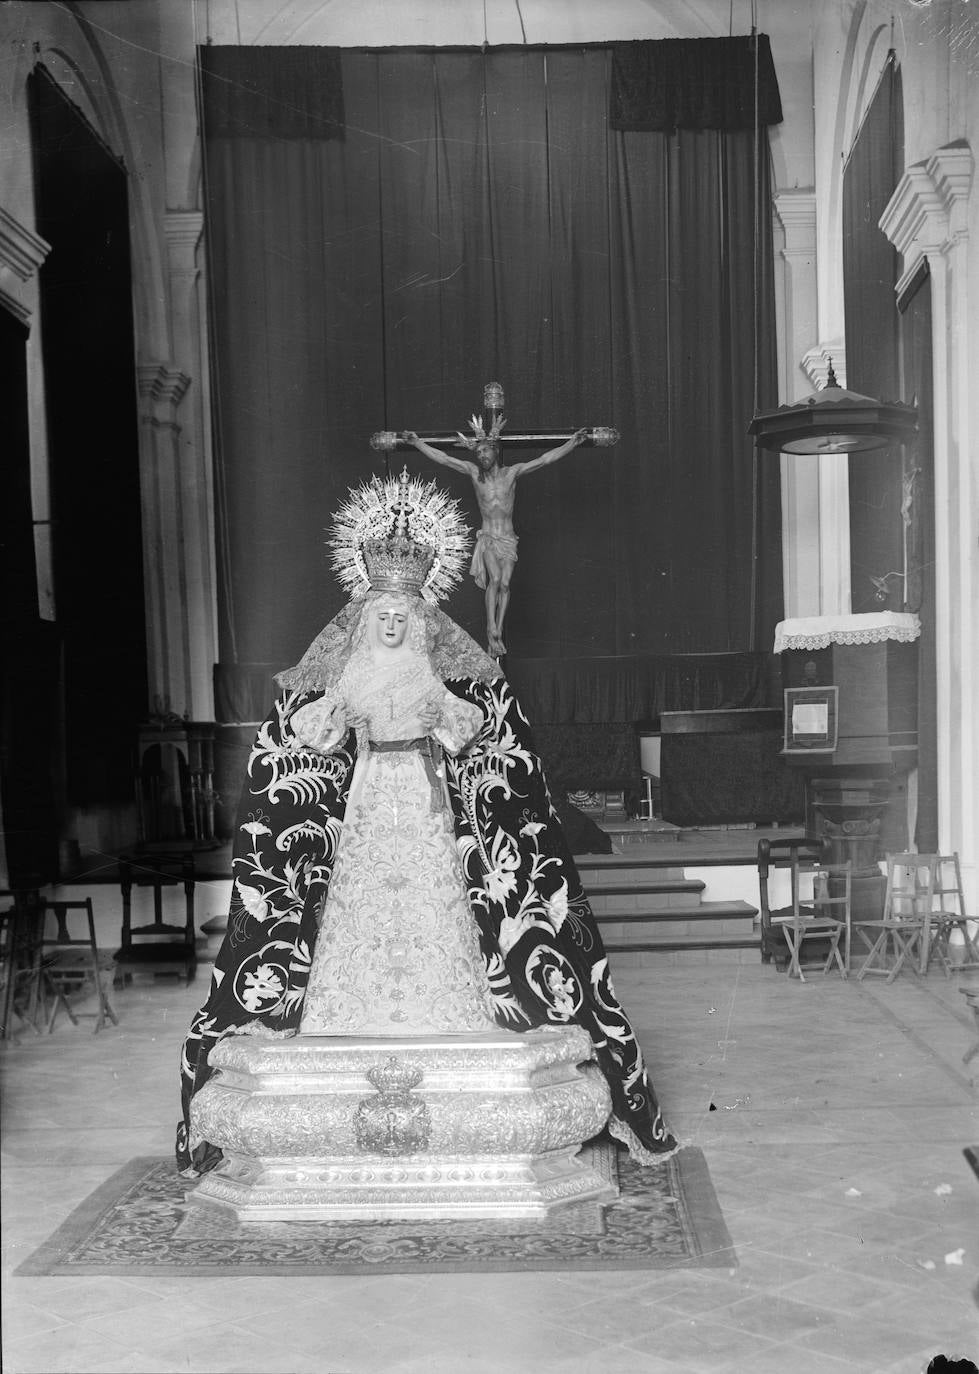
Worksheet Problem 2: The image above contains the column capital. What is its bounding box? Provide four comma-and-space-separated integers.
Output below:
164, 211, 204, 277
774, 190, 817, 254
801, 341, 846, 391
0, 205, 51, 324
164, 209, 204, 248
0, 205, 51, 279
138, 361, 192, 429
879, 140, 973, 298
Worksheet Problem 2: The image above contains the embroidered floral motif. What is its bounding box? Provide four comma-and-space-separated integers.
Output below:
240, 963, 286, 1012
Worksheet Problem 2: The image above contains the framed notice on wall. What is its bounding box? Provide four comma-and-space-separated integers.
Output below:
783, 686, 838, 754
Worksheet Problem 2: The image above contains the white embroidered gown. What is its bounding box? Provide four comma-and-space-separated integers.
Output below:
295, 652, 498, 1037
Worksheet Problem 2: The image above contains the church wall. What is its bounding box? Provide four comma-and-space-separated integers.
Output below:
813, 0, 978, 905
0, 1, 216, 868
6, 1, 973, 905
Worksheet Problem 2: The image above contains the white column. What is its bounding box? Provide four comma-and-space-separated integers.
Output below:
164, 210, 217, 722
800, 345, 852, 619
774, 192, 820, 620
879, 141, 977, 904
137, 361, 193, 718
773, 190, 852, 621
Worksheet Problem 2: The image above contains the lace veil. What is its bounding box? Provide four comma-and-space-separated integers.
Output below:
276, 591, 502, 695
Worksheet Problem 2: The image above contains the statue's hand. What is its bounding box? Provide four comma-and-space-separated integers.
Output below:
417, 700, 442, 730
400, 430, 419, 445
573, 427, 590, 445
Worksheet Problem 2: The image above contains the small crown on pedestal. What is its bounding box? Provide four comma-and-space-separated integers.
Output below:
366, 1056, 425, 1096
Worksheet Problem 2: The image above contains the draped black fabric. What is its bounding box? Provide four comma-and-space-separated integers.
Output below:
198, 46, 343, 138
202, 45, 782, 696
610, 36, 782, 131
843, 56, 905, 614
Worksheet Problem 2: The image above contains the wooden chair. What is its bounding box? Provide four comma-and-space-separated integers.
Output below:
37, 898, 118, 1033
855, 853, 931, 983
757, 837, 829, 966
115, 852, 197, 984
0, 889, 45, 1041
922, 854, 979, 976
771, 860, 852, 981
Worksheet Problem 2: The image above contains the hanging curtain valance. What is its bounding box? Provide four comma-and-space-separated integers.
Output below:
610, 35, 782, 131
199, 46, 344, 139
199, 39, 781, 139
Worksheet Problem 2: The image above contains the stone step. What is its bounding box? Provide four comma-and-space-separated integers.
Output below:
606, 933, 762, 965
578, 831, 805, 870
578, 864, 687, 886
595, 900, 757, 943
579, 873, 700, 894
587, 880, 706, 915
594, 898, 755, 923
605, 930, 760, 953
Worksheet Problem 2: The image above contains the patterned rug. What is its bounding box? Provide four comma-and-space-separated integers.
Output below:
18, 1144, 735, 1277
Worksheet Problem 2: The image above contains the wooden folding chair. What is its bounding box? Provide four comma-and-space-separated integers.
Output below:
757, 837, 829, 966
772, 859, 852, 982
115, 853, 197, 985
38, 898, 118, 1033
855, 853, 930, 983
923, 854, 979, 976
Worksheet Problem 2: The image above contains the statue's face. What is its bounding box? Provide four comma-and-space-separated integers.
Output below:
475, 440, 499, 471
370, 600, 410, 649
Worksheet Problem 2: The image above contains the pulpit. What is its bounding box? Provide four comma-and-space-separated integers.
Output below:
775, 613, 920, 919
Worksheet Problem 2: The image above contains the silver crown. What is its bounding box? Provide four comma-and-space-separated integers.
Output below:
330, 468, 470, 604
362, 531, 435, 593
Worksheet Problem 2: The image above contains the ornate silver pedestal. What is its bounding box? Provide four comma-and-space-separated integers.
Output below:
187, 1027, 615, 1221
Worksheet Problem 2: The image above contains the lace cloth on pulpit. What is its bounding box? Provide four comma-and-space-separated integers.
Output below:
773, 612, 921, 654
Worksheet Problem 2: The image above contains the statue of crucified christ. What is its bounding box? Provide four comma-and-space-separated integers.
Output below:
371, 383, 619, 659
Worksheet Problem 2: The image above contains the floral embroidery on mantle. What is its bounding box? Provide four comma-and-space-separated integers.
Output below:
773, 612, 921, 655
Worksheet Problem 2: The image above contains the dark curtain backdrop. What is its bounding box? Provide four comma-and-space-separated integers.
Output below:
843, 55, 905, 613
201, 43, 782, 712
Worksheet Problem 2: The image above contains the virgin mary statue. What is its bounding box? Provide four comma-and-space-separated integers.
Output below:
177, 472, 677, 1176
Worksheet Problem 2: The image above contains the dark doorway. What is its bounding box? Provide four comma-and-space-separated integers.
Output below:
28, 67, 147, 815
0, 309, 62, 886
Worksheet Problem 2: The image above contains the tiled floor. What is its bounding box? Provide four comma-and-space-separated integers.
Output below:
2, 935, 978, 1373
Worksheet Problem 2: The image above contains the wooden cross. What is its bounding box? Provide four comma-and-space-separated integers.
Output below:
368, 383, 619, 658
369, 382, 619, 459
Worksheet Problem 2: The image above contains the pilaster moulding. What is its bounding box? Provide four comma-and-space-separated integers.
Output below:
802, 342, 846, 390
774, 191, 817, 254
0, 206, 51, 280
0, 205, 51, 324
164, 210, 205, 274
879, 141, 973, 298
137, 361, 192, 431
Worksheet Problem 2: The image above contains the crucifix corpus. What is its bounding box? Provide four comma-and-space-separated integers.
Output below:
370, 383, 619, 658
